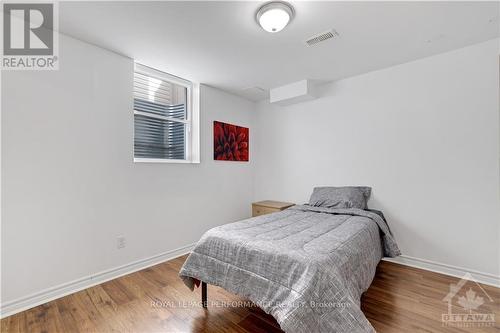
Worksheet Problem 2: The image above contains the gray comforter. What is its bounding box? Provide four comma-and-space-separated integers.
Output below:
179, 205, 400, 333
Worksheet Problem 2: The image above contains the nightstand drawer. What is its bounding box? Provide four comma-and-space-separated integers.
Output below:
252, 200, 295, 217
252, 205, 280, 217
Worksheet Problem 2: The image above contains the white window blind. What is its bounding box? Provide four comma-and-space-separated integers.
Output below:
134, 63, 193, 162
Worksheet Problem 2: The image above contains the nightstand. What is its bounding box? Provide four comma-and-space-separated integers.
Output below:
252, 200, 295, 217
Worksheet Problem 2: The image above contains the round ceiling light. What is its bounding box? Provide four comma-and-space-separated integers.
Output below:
256, 2, 294, 33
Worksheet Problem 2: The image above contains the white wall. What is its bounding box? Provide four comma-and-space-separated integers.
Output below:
2, 31, 498, 313
254, 39, 500, 277
1, 34, 254, 305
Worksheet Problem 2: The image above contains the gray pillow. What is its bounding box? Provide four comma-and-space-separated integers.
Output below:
308, 186, 372, 209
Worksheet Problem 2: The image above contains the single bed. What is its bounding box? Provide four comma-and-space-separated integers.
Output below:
179, 192, 400, 333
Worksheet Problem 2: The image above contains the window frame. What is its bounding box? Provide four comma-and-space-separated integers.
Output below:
133, 63, 196, 164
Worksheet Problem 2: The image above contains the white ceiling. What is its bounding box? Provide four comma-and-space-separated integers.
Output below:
59, 1, 499, 101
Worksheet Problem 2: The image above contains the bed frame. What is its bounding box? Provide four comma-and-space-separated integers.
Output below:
201, 281, 207, 308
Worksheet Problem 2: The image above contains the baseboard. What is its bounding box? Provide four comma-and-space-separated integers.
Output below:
0, 243, 196, 319
2, 247, 498, 319
383, 255, 500, 287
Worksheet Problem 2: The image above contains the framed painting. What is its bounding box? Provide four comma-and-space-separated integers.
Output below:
213, 121, 249, 161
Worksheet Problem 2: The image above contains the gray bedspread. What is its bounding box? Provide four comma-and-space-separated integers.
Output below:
179, 205, 400, 333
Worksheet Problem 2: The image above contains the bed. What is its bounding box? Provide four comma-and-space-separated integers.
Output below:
179, 188, 400, 333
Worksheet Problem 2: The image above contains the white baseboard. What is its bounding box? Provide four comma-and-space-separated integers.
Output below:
383, 255, 500, 287
2, 246, 498, 319
0, 243, 196, 319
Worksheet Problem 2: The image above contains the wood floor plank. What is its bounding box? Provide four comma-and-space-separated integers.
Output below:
25, 302, 65, 333
238, 314, 283, 333
1, 311, 28, 333
55, 297, 82, 333
85, 285, 127, 332
2, 255, 499, 333
100, 280, 136, 307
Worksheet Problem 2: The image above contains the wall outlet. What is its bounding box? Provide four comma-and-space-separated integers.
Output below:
117, 236, 126, 249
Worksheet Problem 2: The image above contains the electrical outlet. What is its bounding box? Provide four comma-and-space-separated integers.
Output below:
117, 236, 126, 249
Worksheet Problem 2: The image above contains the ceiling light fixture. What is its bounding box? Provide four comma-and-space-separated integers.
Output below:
256, 1, 294, 33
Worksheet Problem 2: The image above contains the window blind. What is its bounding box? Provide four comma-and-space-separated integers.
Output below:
133, 69, 188, 160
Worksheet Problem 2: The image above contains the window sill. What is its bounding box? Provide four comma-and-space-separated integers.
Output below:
134, 158, 200, 164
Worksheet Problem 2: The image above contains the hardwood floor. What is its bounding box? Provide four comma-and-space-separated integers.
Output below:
1, 255, 499, 333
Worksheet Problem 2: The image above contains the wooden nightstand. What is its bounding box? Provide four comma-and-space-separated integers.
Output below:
252, 200, 295, 217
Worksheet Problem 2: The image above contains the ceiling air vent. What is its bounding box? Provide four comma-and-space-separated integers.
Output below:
305, 29, 339, 46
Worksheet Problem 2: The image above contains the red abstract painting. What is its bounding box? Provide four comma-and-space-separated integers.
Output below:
214, 121, 249, 161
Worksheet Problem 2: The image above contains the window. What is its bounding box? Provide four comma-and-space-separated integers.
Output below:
133, 63, 199, 163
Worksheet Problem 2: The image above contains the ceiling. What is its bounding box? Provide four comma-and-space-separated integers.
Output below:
59, 1, 499, 101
